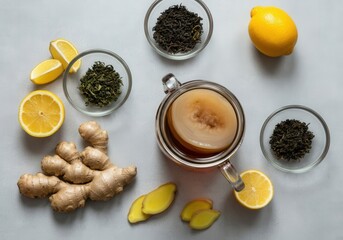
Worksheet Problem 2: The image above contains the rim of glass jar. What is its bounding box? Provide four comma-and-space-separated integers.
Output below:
155, 80, 245, 169
144, 0, 214, 60
62, 49, 132, 117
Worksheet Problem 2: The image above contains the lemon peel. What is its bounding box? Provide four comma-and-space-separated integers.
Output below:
248, 6, 298, 57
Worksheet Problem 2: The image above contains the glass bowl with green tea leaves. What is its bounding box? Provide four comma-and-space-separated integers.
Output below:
260, 105, 330, 173
144, 0, 213, 60
63, 49, 132, 117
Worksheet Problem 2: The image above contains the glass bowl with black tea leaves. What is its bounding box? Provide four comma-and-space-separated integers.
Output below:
144, 0, 213, 60
260, 105, 330, 173
63, 49, 132, 117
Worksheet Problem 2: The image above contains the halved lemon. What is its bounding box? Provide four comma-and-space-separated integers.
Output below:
49, 38, 81, 73
30, 59, 64, 85
234, 170, 273, 209
18, 90, 65, 137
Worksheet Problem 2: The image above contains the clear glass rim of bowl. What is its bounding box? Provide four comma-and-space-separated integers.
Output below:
260, 104, 331, 173
144, 0, 214, 60
63, 49, 132, 117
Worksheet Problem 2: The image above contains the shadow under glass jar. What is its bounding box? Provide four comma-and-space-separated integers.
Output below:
155, 73, 246, 191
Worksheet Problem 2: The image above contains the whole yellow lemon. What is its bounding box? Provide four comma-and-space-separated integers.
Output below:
248, 6, 298, 57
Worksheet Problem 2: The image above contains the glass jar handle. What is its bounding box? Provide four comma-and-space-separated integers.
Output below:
220, 161, 245, 192
162, 73, 181, 94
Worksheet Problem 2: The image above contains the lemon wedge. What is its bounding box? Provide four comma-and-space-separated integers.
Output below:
18, 90, 65, 137
234, 170, 274, 209
49, 38, 81, 73
30, 59, 63, 85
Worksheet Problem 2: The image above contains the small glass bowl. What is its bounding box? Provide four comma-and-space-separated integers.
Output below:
260, 105, 330, 173
63, 49, 132, 117
144, 0, 213, 60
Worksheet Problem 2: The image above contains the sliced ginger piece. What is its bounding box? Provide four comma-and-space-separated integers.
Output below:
180, 198, 213, 222
142, 182, 177, 215
189, 209, 221, 230
128, 195, 151, 223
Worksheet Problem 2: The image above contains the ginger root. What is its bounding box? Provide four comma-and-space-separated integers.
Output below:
78, 121, 108, 153
127, 195, 151, 223
142, 182, 177, 215
189, 209, 220, 230
180, 198, 220, 230
17, 121, 137, 213
180, 198, 213, 222
127, 182, 177, 224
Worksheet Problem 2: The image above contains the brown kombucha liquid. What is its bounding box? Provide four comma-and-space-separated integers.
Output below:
167, 89, 238, 156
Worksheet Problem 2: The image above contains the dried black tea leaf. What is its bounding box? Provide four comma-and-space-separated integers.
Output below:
153, 4, 203, 54
269, 119, 315, 161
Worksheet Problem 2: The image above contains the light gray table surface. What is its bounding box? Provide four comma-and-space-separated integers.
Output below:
1, 0, 342, 239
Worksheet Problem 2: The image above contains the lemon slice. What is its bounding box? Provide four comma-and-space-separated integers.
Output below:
18, 90, 65, 137
30, 59, 64, 85
234, 170, 273, 209
49, 38, 81, 73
